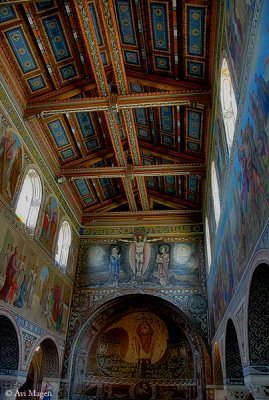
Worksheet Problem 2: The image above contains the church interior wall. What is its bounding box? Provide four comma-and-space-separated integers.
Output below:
206, 0, 269, 397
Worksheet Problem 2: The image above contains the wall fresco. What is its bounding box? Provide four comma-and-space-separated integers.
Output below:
79, 239, 201, 289
39, 196, 58, 253
0, 217, 72, 337
0, 122, 23, 202
226, 0, 255, 85
209, 1, 269, 331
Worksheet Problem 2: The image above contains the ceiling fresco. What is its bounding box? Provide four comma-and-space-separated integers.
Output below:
0, 0, 217, 224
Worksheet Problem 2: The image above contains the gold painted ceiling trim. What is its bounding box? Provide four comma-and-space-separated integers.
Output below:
24, 91, 210, 118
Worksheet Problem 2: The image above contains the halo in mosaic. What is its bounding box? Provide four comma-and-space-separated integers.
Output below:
5, 28, 37, 73
43, 15, 71, 62
27, 75, 46, 92
0, 5, 16, 22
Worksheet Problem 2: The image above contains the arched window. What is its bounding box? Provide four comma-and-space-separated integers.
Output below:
211, 162, 221, 228
55, 221, 71, 272
205, 217, 212, 270
220, 58, 237, 151
15, 168, 42, 231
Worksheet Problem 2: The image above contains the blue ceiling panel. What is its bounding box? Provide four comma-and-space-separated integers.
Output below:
100, 178, 112, 188
36, 1, 53, 11
0, 5, 16, 22
5, 28, 37, 73
89, 3, 103, 46
83, 197, 95, 206
188, 175, 199, 192
187, 6, 205, 57
138, 128, 150, 139
115, 0, 136, 45
161, 106, 173, 133
60, 63, 77, 80
47, 119, 70, 148
186, 60, 204, 78
60, 148, 75, 160
75, 179, 91, 197
124, 50, 139, 65
27, 75, 46, 92
155, 55, 170, 71
76, 112, 95, 138
187, 110, 202, 140
129, 82, 143, 93
151, 3, 169, 51
43, 15, 71, 62
187, 141, 201, 153
135, 108, 147, 125
85, 138, 99, 150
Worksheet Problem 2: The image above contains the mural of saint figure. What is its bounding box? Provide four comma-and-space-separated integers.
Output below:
156, 244, 170, 286
109, 246, 120, 283
0, 246, 17, 302
0, 128, 22, 201
40, 197, 58, 250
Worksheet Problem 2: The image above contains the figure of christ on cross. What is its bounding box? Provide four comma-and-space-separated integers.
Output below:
117, 233, 162, 278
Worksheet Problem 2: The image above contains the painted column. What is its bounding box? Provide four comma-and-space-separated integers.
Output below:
244, 369, 269, 400
0, 374, 26, 400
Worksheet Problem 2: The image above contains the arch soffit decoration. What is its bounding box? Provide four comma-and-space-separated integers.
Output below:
223, 315, 244, 379
245, 249, 269, 366
25, 333, 61, 377
0, 307, 23, 371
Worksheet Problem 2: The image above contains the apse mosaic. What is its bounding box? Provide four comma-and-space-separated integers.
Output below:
79, 238, 201, 289
0, 217, 73, 338
209, 1, 269, 331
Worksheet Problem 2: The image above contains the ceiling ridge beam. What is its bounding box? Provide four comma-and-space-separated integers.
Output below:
24, 90, 210, 118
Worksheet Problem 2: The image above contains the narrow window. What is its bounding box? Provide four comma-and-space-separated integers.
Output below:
205, 217, 212, 271
15, 169, 42, 232
55, 221, 71, 272
211, 162, 221, 228
220, 58, 237, 151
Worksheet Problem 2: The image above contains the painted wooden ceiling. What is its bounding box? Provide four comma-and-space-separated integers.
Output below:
0, 0, 217, 224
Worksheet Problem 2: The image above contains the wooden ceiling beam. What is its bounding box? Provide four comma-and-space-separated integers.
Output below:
127, 72, 209, 91
60, 163, 205, 179
82, 195, 128, 213
24, 90, 210, 118
147, 190, 201, 210
140, 143, 204, 163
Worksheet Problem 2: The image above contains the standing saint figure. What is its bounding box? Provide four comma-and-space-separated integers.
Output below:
118, 233, 161, 278
135, 319, 155, 364
156, 244, 170, 286
109, 246, 121, 283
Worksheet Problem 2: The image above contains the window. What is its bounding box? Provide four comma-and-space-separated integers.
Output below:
55, 221, 71, 272
15, 168, 42, 231
220, 58, 237, 151
211, 162, 221, 228
205, 217, 212, 271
